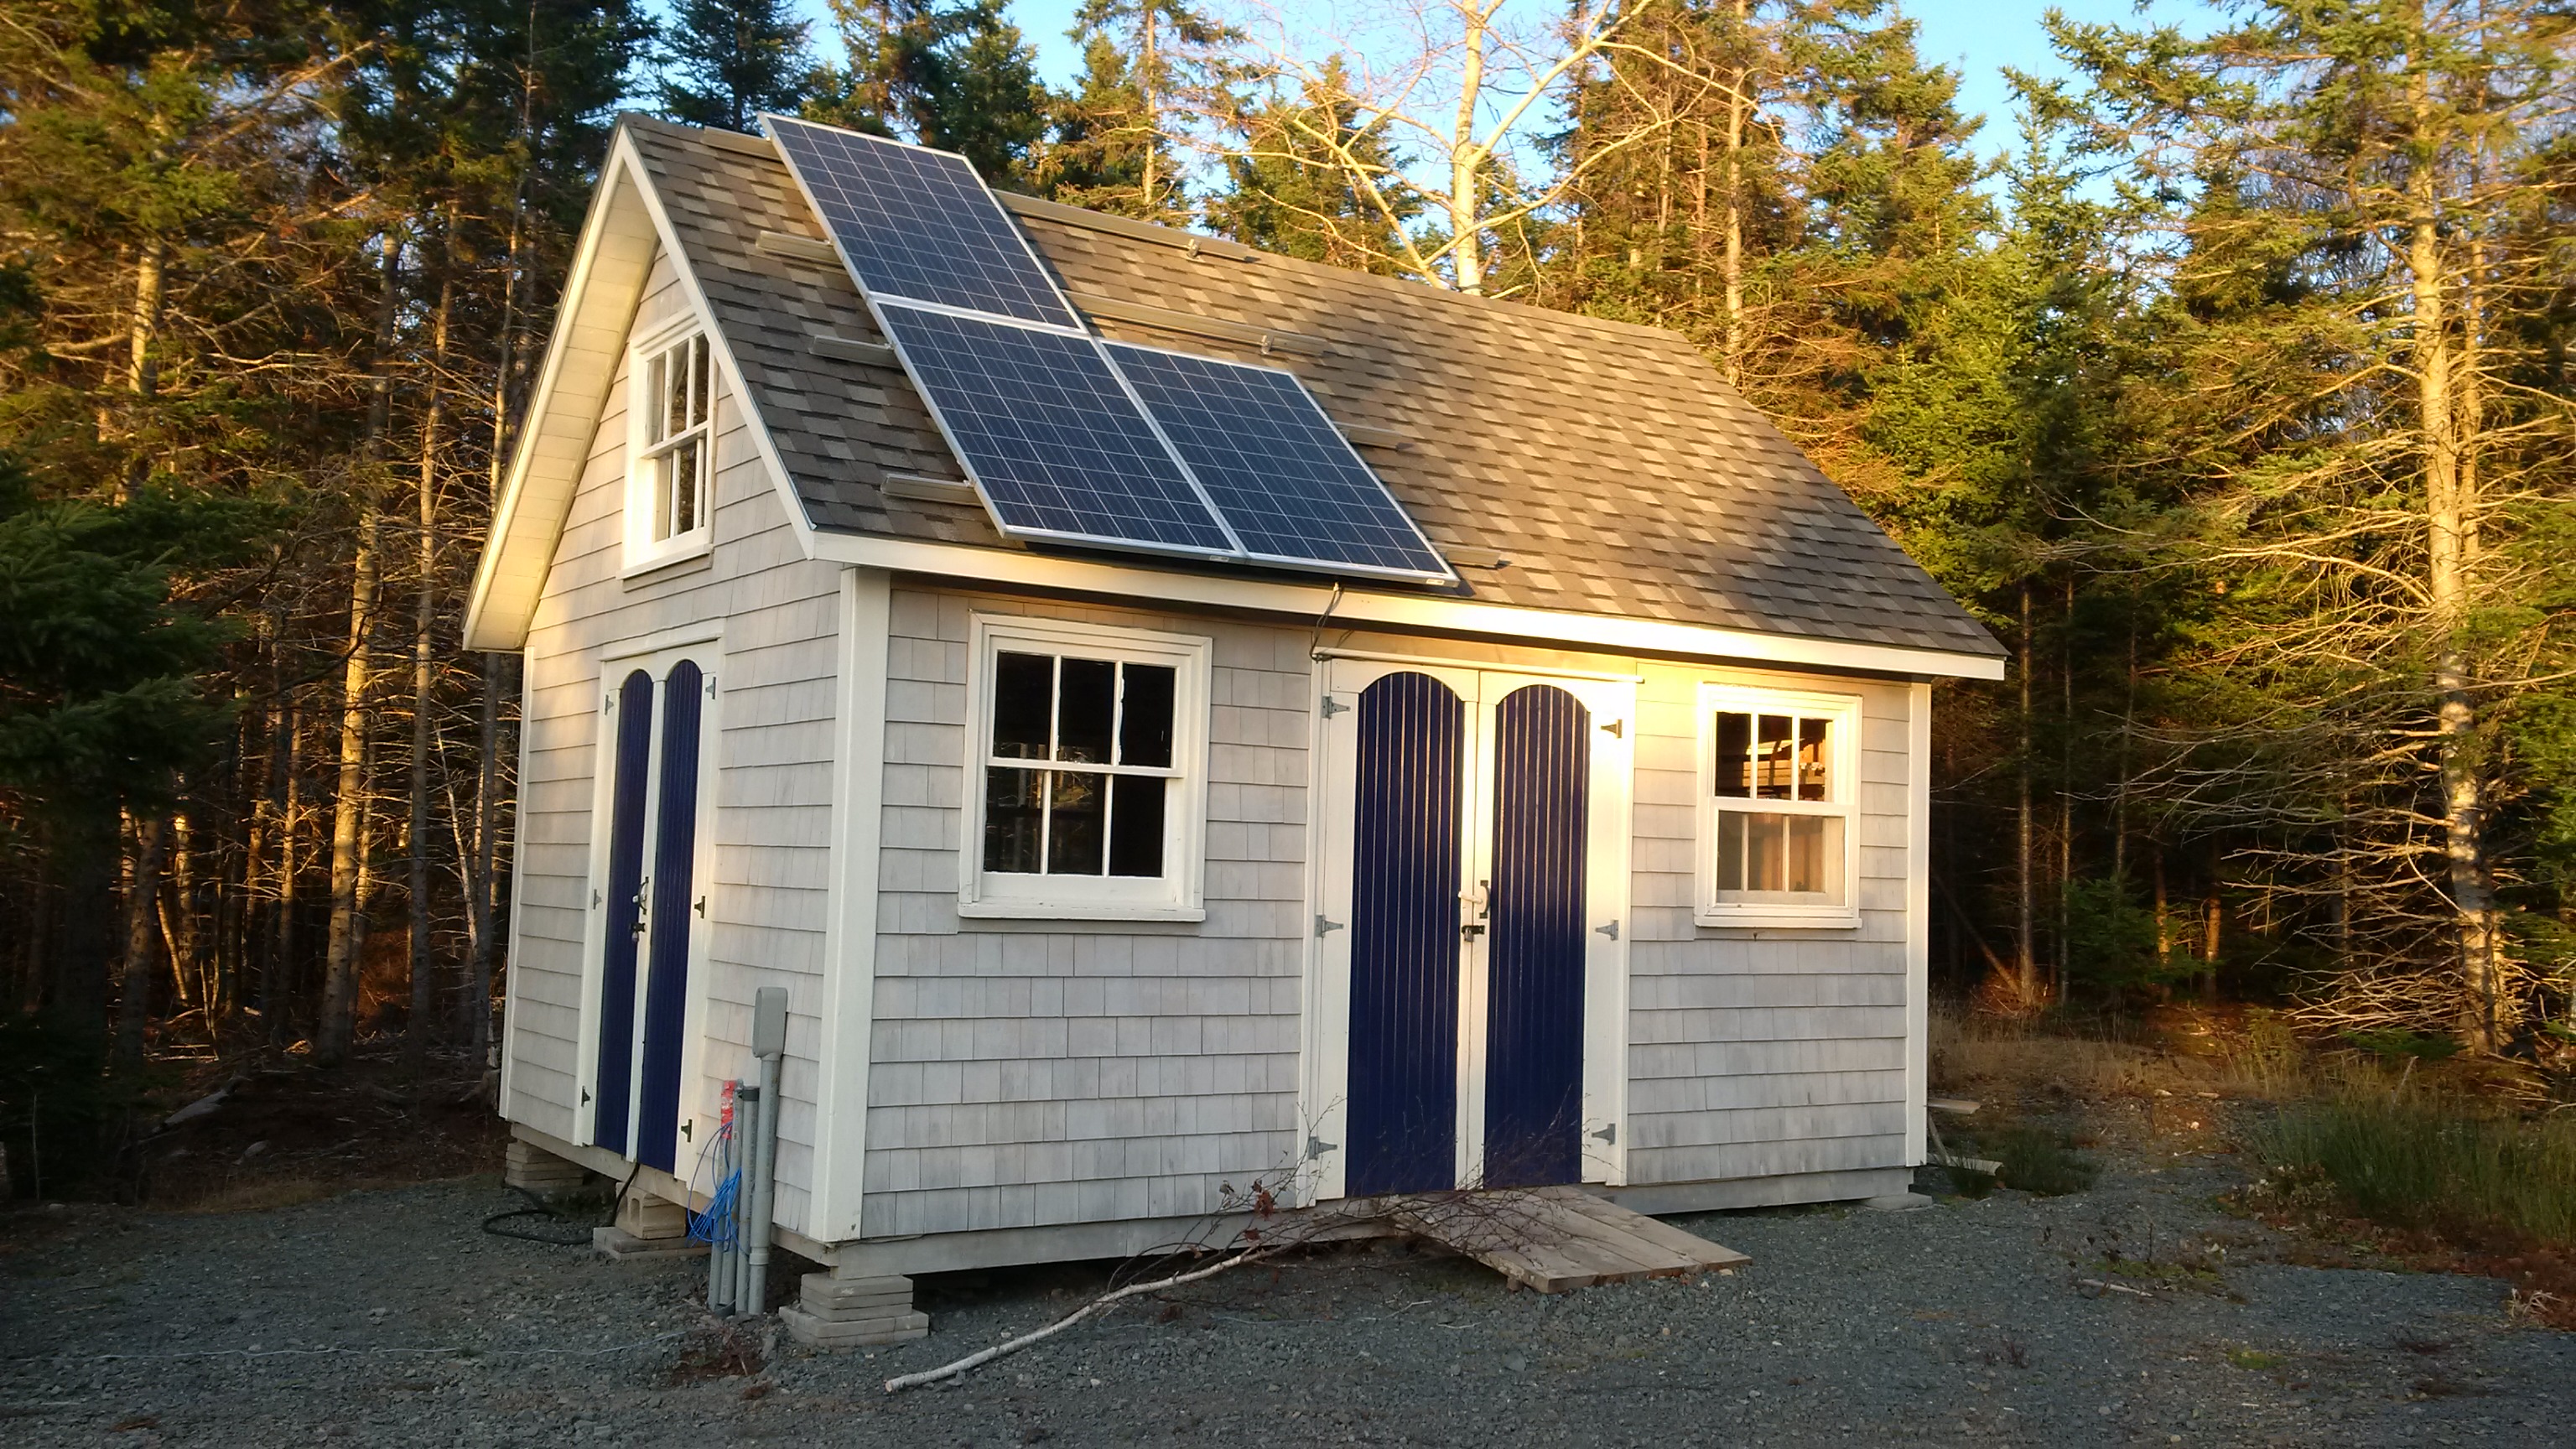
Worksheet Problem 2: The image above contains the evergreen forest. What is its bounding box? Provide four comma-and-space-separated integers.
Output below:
3, 0, 2571, 1188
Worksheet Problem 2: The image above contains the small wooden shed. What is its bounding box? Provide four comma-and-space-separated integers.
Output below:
464, 114, 2004, 1341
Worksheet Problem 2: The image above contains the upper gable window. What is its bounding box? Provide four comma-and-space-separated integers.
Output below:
959, 615, 1211, 921
1695, 683, 1862, 928
627, 329, 713, 569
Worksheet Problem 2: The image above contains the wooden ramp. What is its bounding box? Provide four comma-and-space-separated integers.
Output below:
1394, 1185, 1750, 1294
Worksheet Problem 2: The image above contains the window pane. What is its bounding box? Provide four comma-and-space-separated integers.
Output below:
1756, 714, 1794, 798
991, 652, 1052, 759
1746, 811, 1785, 891
1798, 717, 1831, 802
1788, 814, 1825, 892
1714, 711, 1751, 798
1108, 776, 1166, 876
982, 766, 1042, 873
1715, 809, 1744, 891
645, 352, 670, 444
673, 438, 701, 534
688, 336, 710, 428
1119, 663, 1176, 767
663, 343, 690, 440
1046, 771, 1106, 874
1056, 657, 1115, 763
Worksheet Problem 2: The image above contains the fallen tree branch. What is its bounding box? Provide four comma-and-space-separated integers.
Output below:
884, 1245, 1272, 1393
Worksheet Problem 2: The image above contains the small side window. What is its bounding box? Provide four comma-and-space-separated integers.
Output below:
627, 330, 714, 569
1698, 688, 1861, 927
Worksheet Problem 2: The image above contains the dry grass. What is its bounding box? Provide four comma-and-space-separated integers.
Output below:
1929, 1005, 2318, 1101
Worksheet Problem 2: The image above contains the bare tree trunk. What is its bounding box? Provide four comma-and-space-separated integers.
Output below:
114, 815, 167, 1072
1140, 3, 1160, 218
2407, 65, 2499, 1053
1721, 0, 1748, 383
408, 245, 454, 1072
465, 652, 507, 1054
2058, 577, 2074, 1000
1448, 0, 1493, 293
162, 813, 196, 1015
320, 230, 402, 1065
2016, 583, 2037, 1005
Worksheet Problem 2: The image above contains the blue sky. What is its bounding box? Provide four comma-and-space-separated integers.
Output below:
776, 0, 2205, 166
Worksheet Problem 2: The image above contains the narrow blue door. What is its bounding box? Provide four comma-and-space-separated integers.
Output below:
593, 669, 656, 1156
1345, 672, 1465, 1196
1483, 685, 1589, 1188
634, 659, 705, 1174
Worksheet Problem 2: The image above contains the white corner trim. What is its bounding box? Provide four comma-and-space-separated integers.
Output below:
808, 566, 889, 1243
1904, 678, 1933, 1168
808, 528, 2007, 681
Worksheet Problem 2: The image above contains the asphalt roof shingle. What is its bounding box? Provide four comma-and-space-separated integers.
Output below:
626, 117, 2002, 661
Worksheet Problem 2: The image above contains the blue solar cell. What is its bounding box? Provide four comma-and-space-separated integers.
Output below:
766, 117, 1078, 330
877, 304, 1237, 554
1106, 344, 1451, 579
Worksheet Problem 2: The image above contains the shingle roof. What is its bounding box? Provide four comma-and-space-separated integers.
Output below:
627, 117, 2002, 661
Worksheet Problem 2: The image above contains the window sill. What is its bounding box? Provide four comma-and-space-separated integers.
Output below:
957, 896, 1207, 924
621, 542, 714, 589
1694, 906, 1861, 932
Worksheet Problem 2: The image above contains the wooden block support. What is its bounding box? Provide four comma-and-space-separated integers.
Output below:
503, 1140, 590, 1194
782, 1272, 928, 1350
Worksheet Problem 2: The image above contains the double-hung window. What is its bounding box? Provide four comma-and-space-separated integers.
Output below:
628, 329, 713, 569
1696, 683, 1861, 927
961, 616, 1210, 919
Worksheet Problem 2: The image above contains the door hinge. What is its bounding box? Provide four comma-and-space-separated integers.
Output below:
592, 889, 602, 909
1320, 694, 1348, 718
1601, 718, 1623, 738
694, 895, 708, 918
1593, 1123, 1616, 1145
580, 1087, 591, 1106
1596, 919, 1619, 940
1304, 1135, 1337, 1161
680, 1119, 693, 1142
1314, 914, 1343, 937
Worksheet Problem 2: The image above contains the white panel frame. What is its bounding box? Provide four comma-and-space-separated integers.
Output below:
1299, 656, 1635, 1202
1692, 681, 1865, 930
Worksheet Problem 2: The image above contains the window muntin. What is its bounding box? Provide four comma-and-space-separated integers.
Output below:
963, 618, 1208, 919
637, 332, 712, 548
1698, 687, 1860, 925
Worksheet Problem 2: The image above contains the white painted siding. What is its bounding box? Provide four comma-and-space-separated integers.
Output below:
503, 248, 845, 1234
1626, 667, 1914, 1183
862, 612, 1918, 1239
864, 590, 1311, 1237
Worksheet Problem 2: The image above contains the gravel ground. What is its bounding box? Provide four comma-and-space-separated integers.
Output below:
6, 1135, 2573, 1446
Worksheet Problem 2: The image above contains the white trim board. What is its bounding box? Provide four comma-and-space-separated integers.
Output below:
807, 529, 2007, 681
808, 566, 889, 1241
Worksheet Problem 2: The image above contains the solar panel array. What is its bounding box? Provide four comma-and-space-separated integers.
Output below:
761, 114, 1452, 585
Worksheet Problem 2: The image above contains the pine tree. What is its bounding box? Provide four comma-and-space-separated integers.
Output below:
812, 0, 1051, 182
658, 0, 814, 133
1036, 0, 1233, 221
1207, 58, 1418, 269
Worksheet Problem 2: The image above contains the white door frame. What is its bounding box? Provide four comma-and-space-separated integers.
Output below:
1298, 656, 1633, 1202
572, 636, 724, 1160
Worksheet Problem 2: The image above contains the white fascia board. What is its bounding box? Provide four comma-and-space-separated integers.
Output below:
803, 529, 2008, 680
463, 143, 650, 652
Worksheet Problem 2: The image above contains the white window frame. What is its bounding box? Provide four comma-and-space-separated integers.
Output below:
958, 615, 1212, 921
1695, 682, 1863, 929
623, 319, 715, 574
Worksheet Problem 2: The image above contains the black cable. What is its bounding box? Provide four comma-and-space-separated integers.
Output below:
480, 1164, 640, 1247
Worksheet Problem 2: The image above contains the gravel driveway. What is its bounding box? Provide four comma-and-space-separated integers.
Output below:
6, 1134, 2572, 1446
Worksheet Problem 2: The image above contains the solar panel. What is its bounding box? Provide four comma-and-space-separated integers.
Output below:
1106, 343, 1452, 580
877, 303, 1238, 555
766, 117, 1079, 330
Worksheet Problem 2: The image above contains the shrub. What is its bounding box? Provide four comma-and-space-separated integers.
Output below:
1989, 1124, 2100, 1196
2251, 1088, 2576, 1247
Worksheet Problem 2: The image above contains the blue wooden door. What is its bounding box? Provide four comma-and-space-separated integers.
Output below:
633, 658, 706, 1174
1344, 671, 1466, 1196
591, 668, 656, 1156
1481, 685, 1590, 1188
